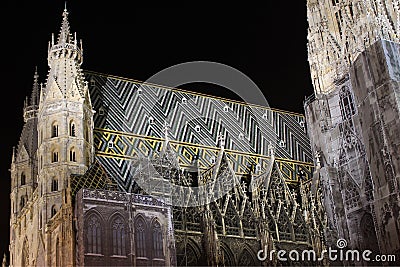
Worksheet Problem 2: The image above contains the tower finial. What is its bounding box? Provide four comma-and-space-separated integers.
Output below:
57, 5, 71, 45
31, 67, 40, 106
64, 1, 67, 11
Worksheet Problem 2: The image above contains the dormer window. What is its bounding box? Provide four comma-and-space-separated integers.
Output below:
69, 121, 76, 137
21, 173, 26, 186
52, 122, 59, 138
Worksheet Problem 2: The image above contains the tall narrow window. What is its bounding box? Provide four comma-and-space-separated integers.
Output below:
69, 150, 76, 162
339, 85, 356, 120
69, 121, 76, 137
135, 217, 146, 257
51, 205, 57, 217
112, 217, 126, 256
86, 215, 102, 254
52, 123, 59, 138
21, 172, 26, 186
52, 151, 59, 163
51, 178, 58, 192
152, 220, 163, 259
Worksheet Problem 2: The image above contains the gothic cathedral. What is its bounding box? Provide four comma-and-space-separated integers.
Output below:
8, 1, 400, 267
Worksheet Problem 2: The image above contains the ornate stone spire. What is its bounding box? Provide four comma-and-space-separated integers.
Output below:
57, 6, 73, 45
30, 66, 39, 106
24, 68, 40, 122
45, 6, 85, 100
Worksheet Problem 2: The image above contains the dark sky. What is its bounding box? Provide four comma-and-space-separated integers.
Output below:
0, 1, 312, 259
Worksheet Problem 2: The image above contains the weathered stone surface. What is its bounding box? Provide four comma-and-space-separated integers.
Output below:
306, 17, 400, 266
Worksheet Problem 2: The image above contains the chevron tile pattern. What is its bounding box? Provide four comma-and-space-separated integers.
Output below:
86, 71, 313, 191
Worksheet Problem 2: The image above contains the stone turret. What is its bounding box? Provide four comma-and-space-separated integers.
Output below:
9, 6, 95, 267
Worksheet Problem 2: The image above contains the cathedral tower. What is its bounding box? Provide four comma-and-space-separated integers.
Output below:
305, 0, 400, 263
9, 7, 94, 266
307, 0, 400, 94
9, 69, 40, 266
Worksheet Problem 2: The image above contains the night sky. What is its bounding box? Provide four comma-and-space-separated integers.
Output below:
0, 1, 312, 259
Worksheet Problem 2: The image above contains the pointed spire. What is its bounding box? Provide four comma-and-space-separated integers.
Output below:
30, 66, 39, 106
11, 146, 16, 164
2, 253, 6, 267
57, 5, 72, 45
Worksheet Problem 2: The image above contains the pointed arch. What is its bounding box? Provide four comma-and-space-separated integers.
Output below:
69, 120, 76, 137
85, 212, 103, 254
51, 121, 59, 138
151, 218, 163, 259
110, 213, 126, 256
177, 238, 201, 266
52, 149, 59, 163
69, 147, 76, 162
344, 175, 361, 210
20, 172, 26, 186
220, 242, 235, 266
51, 177, 58, 192
135, 215, 147, 257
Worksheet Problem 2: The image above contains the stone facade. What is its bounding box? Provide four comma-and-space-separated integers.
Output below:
75, 189, 175, 266
305, 0, 400, 265
9, 5, 327, 267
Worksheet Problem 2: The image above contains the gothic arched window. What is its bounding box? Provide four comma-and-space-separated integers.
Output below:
51, 205, 57, 217
339, 85, 356, 120
69, 149, 76, 162
52, 151, 59, 163
86, 214, 102, 254
21, 172, 26, 186
112, 217, 126, 256
69, 121, 76, 137
135, 217, 146, 257
52, 122, 59, 138
51, 178, 58, 192
152, 220, 163, 259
